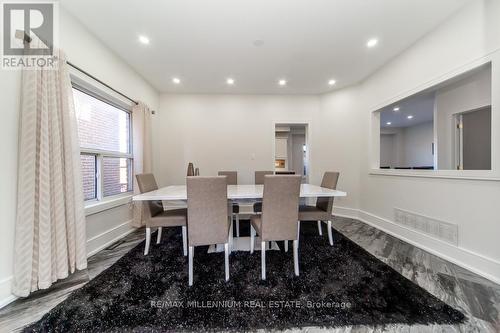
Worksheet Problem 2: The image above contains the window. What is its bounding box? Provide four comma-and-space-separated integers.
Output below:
81, 154, 97, 200
73, 87, 133, 202
375, 62, 492, 172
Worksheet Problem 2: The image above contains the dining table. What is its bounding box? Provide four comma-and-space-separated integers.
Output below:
132, 184, 347, 201
132, 184, 347, 252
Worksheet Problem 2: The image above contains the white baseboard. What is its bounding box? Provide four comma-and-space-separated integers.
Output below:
0, 220, 137, 309
333, 206, 500, 285
333, 206, 361, 219
0, 277, 17, 308
86, 219, 135, 257
3, 207, 499, 309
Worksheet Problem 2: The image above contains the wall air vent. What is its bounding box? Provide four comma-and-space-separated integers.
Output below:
394, 208, 458, 246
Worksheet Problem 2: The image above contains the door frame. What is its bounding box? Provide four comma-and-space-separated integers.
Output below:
272, 121, 311, 183
453, 106, 492, 170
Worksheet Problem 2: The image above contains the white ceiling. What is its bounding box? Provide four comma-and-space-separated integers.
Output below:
380, 92, 435, 128
61, 0, 469, 95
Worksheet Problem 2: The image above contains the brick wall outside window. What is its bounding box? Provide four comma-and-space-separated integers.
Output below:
73, 88, 132, 200
81, 154, 96, 200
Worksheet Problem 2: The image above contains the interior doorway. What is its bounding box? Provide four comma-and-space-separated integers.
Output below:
454, 106, 491, 170
274, 123, 309, 183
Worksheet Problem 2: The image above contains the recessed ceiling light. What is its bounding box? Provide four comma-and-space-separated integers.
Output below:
172, 77, 180, 84
407, 115, 414, 119
226, 78, 235, 85
366, 38, 378, 48
393, 107, 400, 111
386, 122, 392, 125
138, 35, 150, 45
279, 79, 287, 86
328, 79, 336, 86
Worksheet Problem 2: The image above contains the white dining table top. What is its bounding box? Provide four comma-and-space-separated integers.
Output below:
132, 184, 347, 201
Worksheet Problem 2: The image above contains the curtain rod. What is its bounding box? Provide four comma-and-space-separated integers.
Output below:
66, 61, 139, 105
15, 30, 142, 108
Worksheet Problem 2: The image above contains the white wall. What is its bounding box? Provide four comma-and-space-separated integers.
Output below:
380, 134, 394, 167
435, 66, 492, 169
152, 89, 361, 211
380, 122, 434, 168
403, 121, 434, 167
152, 95, 315, 185
0, 70, 22, 307
0, 8, 159, 306
153, 8, 500, 283
291, 133, 306, 176
61, 9, 159, 252
2, 0, 500, 310
401, 121, 434, 167
82, 0, 500, 286
380, 128, 405, 168
353, 0, 500, 283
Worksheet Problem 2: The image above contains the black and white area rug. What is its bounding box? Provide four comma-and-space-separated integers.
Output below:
26, 221, 464, 332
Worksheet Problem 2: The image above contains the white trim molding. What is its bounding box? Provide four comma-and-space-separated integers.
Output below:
85, 195, 132, 216
0, 219, 136, 309
3, 206, 499, 310
86, 219, 135, 257
334, 206, 500, 285
368, 51, 500, 180
368, 169, 500, 182
0, 277, 17, 309
272, 120, 313, 182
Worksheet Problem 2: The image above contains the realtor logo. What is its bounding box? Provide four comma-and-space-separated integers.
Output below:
1, 1, 59, 69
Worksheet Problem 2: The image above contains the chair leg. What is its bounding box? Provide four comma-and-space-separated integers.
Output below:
144, 227, 151, 255
188, 246, 194, 286
284, 240, 288, 252
293, 240, 299, 276
182, 226, 187, 256
224, 243, 230, 282
229, 218, 234, 253
297, 221, 301, 242
317, 221, 323, 236
261, 241, 266, 280
327, 220, 333, 246
235, 214, 240, 237
250, 224, 255, 254
156, 227, 162, 244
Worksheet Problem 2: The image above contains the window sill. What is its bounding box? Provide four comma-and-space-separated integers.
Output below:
85, 194, 133, 216
369, 168, 500, 181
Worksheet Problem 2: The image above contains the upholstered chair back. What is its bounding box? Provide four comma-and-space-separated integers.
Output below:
316, 172, 340, 214
136, 173, 163, 218
261, 175, 302, 241
254, 171, 274, 185
217, 171, 237, 185
187, 176, 229, 246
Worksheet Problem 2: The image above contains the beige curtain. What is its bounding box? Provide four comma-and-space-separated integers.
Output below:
131, 102, 153, 227
12, 50, 87, 297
